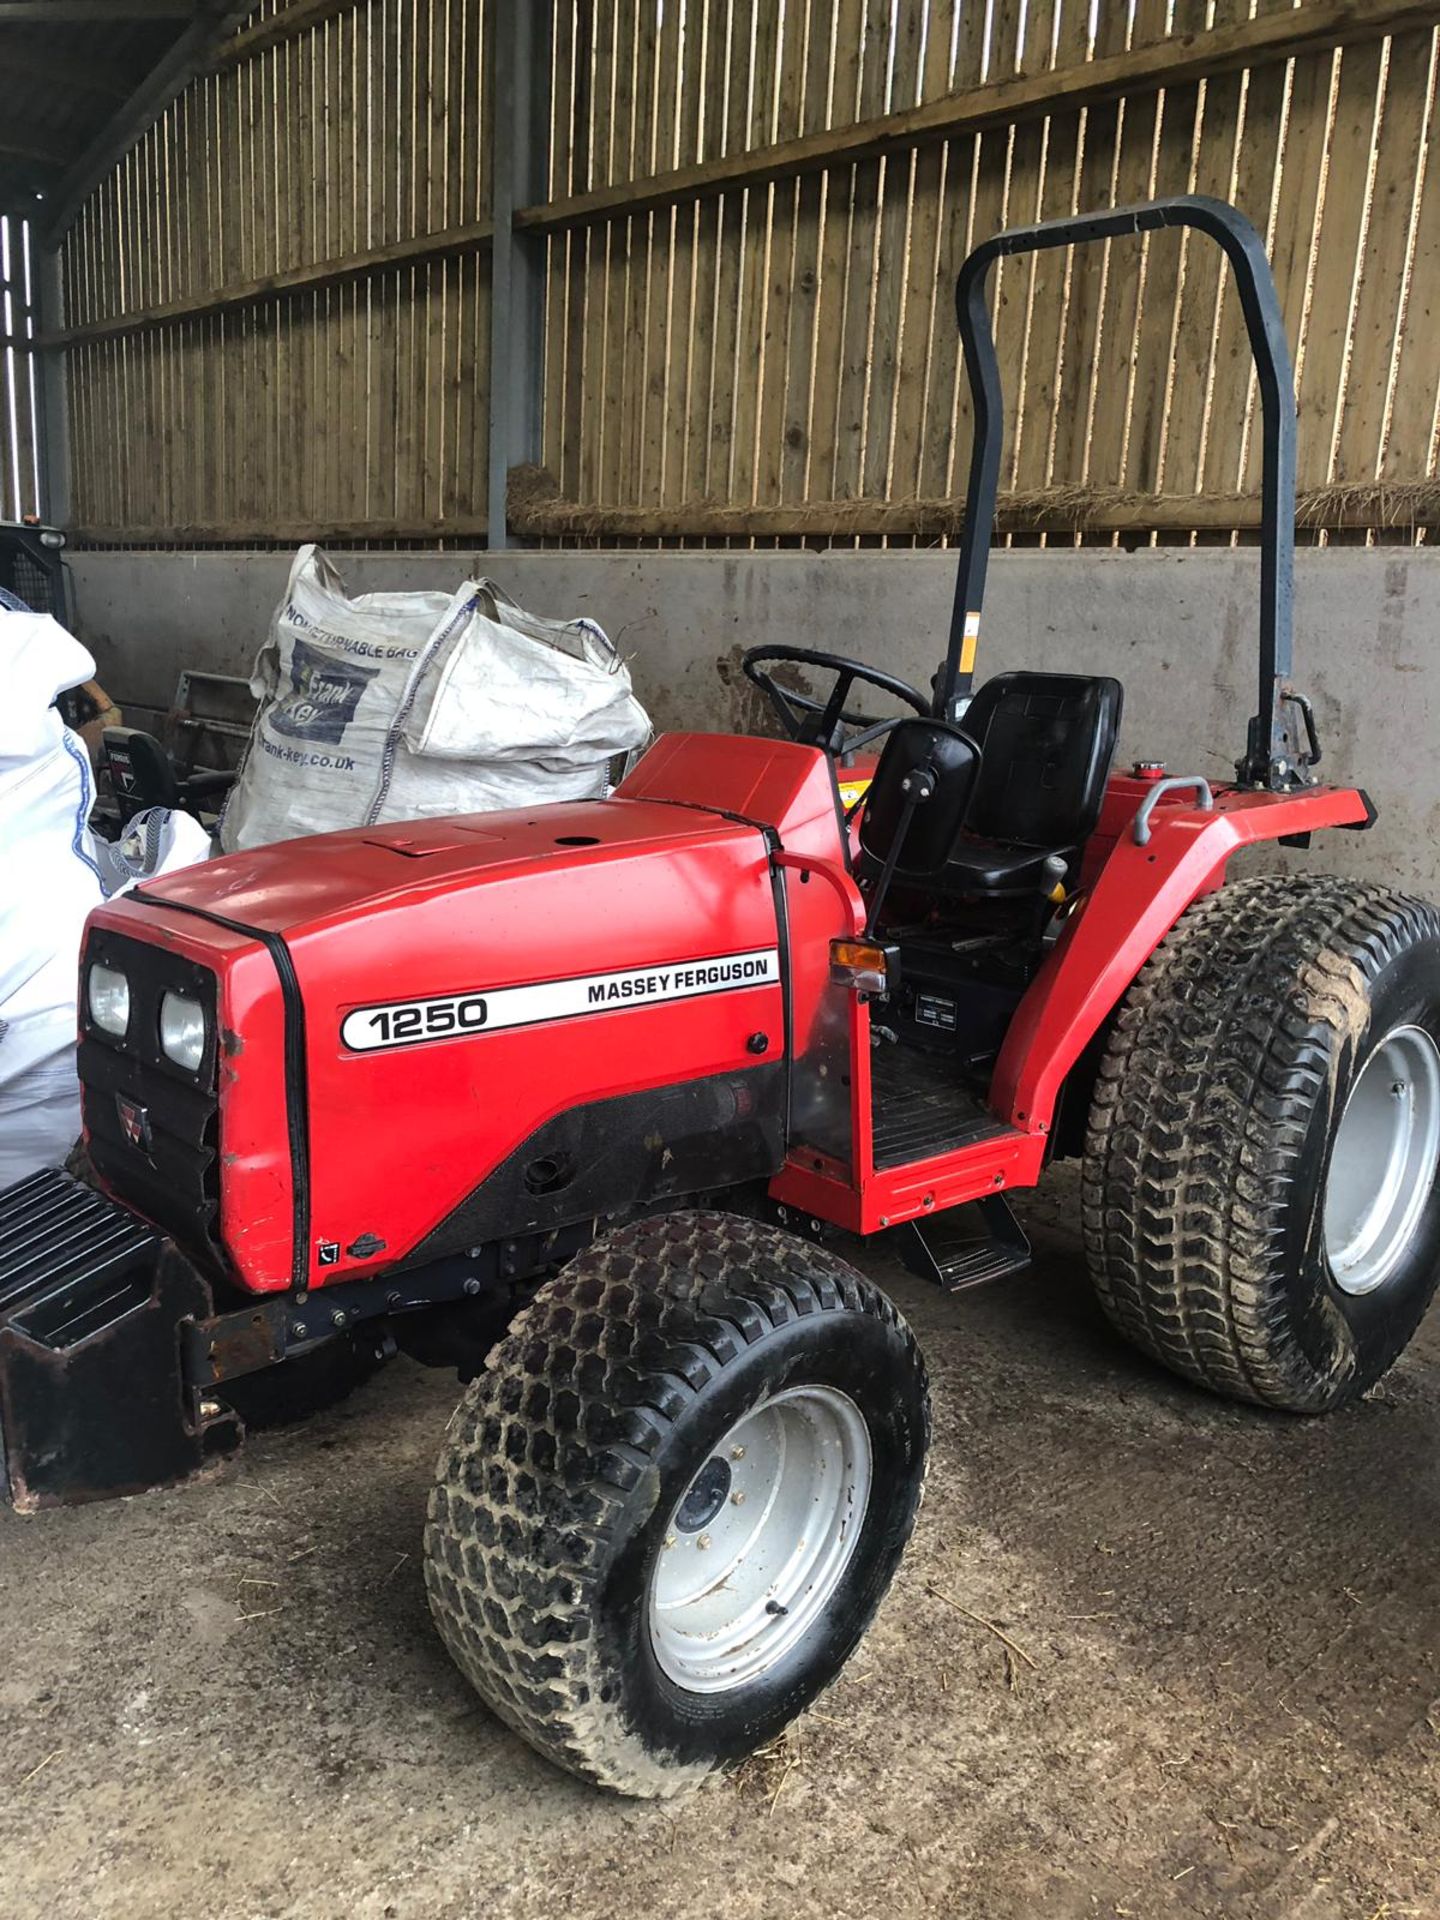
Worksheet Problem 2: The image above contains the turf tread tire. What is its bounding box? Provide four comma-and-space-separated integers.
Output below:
423, 1210, 927, 1797
1082, 873, 1440, 1411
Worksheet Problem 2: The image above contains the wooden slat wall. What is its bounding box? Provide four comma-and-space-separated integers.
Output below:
61, 0, 492, 543
535, 0, 1440, 548
56, 0, 1440, 548
1, 212, 44, 524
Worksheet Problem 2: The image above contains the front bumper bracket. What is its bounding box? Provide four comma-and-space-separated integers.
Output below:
0, 1168, 241, 1510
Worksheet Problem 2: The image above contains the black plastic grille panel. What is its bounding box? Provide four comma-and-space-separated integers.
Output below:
79, 929, 221, 1262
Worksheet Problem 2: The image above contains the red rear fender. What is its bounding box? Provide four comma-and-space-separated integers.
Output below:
993, 782, 1375, 1132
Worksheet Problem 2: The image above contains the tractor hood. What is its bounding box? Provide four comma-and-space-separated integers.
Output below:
83, 736, 857, 1297
90, 786, 792, 1295
132, 795, 745, 940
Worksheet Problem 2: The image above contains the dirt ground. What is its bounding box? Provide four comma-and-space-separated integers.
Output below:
3, 1169, 1438, 1920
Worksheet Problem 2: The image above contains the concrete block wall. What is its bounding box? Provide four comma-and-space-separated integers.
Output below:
68, 546, 1440, 897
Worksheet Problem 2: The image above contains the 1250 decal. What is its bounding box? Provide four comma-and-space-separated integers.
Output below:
351, 995, 491, 1047
340, 948, 780, 1052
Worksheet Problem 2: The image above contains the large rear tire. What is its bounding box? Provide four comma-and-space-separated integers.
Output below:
1083, 874, 1440, 1411
423, 1211, 929, 1797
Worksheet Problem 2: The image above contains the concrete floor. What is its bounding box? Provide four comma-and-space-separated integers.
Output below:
3, 1171, 1439, 1920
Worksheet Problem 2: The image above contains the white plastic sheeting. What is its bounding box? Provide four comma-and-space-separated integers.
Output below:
0, 619, 216, 1186
221, 547, 652, 851
0, 612, 106, 1185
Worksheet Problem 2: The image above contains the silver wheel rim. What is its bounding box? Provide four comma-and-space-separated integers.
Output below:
1323, 1023, 1440, 1296
648, 1384, 873, 1694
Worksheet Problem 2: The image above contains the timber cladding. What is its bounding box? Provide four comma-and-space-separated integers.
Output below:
45, 0, 1440, 548
59, 0, 495, 545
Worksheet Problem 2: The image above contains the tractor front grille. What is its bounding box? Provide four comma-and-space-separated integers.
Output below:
79, 929, 222, 1265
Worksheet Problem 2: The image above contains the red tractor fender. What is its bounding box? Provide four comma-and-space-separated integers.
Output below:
992, 781, 1375, 1134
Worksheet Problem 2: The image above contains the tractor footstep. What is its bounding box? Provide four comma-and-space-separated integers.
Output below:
898, 1194, 1031, 1292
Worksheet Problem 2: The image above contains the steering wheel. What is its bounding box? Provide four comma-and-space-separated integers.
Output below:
741, 645, 931, 755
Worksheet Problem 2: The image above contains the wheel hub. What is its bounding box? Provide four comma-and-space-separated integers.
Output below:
673, 1454, 731, 1533
1323, 1023, 1440, 1296
648, 1385, 873, 1695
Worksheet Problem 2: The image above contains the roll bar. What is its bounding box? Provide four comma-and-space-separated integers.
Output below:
937, 194, 1314, 791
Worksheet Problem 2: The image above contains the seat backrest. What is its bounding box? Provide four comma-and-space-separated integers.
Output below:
102, 727, 180, 818
961, 672, 1123, 848
858, 718, 980, 876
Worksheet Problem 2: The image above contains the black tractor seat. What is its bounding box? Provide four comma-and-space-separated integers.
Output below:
941, 837, 1070, 893
858, 670, 1124, 902
102, 726, 235, 826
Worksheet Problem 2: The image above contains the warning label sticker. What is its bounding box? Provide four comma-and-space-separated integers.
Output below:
914, 992, 959, 1033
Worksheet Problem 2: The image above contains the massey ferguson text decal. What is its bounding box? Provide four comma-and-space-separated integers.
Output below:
340, 949, 781, 1052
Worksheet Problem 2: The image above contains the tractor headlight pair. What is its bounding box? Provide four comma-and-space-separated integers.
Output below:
86, 964, 206, 1071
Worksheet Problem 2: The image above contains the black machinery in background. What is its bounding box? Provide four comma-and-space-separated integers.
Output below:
0, 518, 70, 624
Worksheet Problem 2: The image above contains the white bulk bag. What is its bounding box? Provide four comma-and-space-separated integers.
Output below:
0, 611, 107, 1185
387, 580, 651, 814
221, 547, 651, 851
220, 546, 460, 851
92, 804, 214, 896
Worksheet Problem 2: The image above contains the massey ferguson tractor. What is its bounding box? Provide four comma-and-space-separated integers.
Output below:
4, 198, 1438, 1799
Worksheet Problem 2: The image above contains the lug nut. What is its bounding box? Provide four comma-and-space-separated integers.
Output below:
663, 1534, 677, 1551
731, 1490, 746, 1506
696, 1533, 712, 1551
730, 1445, 746, 1461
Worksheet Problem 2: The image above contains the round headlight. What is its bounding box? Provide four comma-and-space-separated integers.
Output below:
87, 963, 130, 1036
159, 991, 207, 1072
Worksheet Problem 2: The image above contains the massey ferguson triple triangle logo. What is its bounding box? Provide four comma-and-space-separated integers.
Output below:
116, 1095, 152, 1154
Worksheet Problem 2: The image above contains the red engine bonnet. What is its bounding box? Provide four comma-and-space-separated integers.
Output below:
86, 735, 851, 1293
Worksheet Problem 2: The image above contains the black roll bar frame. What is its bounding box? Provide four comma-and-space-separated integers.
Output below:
936, 194, 1316, 791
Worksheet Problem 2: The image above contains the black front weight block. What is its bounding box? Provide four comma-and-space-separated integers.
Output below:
0, 1169, 242, 1510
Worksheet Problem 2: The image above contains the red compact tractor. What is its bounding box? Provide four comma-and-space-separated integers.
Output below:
4, 198, 1439, 1797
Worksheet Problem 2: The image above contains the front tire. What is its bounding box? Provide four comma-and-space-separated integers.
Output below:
1083, 874, 1440, 1411
423, 1211, 929, 1797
